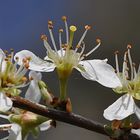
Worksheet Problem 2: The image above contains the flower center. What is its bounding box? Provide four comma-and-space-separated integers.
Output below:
114, 45, 140, 100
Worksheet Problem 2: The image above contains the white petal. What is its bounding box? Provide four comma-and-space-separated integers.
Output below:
131, 129, 140, 137
0, 93, 13, 112
25, 80, 41, 103
14, 50, 55, 72
0, 48, 5, 61
39, 120, 52, 131
29, 71, 42, 81
78, 59, 122, 88
25, 71, 42, 102
134, 105, 140, 120
103, 94, 135, 121
8, 123, 22, 140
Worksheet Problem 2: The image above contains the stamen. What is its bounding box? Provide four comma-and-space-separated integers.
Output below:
76, 25, 91, 48
127, 44, 133, 80
59, 29, 63, 56
132, 63, 137, 79
114, 51, 120, 76
48, 21, 58, 53
41, 35, 52, 52
122, 52, 129, 86
10, 48, 14, 62
84, 38, 101, 57
69, 25, 77, 48
79, 42, 86, 57
62, 16, 69, 44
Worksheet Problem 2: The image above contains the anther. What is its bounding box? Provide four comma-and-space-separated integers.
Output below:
21, 76, 28, 82
114, 51, 119, 55
4, 50, 8, 54
10, 48, 14, 52
132, 63, 136, 67
29, 77, 34, 81
96, 38, 101, 43
24, 63, 29, 69
41, 35, 47, 41
26, 57, 31, 61
22, 58, 27, 63
15, 57, 19, 61
48, 20, 53, 26
85, 25, 91, 30
48, 21, 53, 29
127, 44, 132, 49
62, 16, 67, 21
59, 29, 63, 32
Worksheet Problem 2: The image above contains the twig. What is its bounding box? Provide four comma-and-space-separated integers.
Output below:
10, 96, 140, 140
11, 96, 108, 135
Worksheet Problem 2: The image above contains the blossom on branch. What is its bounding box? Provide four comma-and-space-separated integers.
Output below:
104, 45, 140, 121
14, 16, 121, 89
0, 113, 52, 140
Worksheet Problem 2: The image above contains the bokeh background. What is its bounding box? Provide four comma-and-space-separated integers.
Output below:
0, 0, 140, 139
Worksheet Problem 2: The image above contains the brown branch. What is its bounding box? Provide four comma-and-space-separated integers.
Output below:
10, 96, 140, 140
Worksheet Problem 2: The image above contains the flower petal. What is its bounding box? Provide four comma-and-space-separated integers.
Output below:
78, 59, 122, 88
39, 120, 52, 131
134, 105, 140, 120
0, 93, 13, 112
14, 50, 55, 72
8, 123, 22, 140
131, 129, 140, 138
25, 71, 42, 103
103, 94, 135, 121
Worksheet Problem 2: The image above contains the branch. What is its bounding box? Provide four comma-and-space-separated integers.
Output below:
10, 96, 140, 140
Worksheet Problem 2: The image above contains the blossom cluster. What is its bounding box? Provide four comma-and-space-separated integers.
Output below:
0, 16, 140, 139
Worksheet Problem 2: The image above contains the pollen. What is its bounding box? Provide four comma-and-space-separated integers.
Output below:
70, 25, 77, 32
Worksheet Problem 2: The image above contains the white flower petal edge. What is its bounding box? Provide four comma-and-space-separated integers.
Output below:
14, 50, 55, 72
8, 123, 22, 140
134, 105, 140, 120
0, 93, 13, 112
103, 94, 135, 121
39, 120, 52, 131
78, 59, 122, 88
131, 129, 140, 138
25, 71, 42, 103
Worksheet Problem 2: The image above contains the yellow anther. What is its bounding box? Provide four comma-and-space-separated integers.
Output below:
62, 16, 67, 21
70, 25, 77, 32
85, 25, 91, 30
40, 35, 48, 41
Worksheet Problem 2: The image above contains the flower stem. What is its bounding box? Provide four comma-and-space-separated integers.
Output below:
59, 78, 68, 101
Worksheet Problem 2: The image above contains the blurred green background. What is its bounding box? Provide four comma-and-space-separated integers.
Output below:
0, 0, 140, 139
